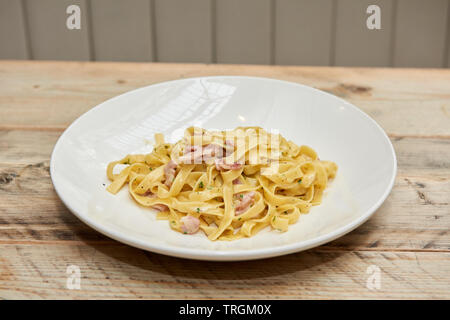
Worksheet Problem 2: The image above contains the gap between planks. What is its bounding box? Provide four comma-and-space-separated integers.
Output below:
0, 125, 449, 140
0, 239, 448, 253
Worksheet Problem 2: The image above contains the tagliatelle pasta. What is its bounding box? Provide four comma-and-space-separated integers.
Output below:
106, 127, 337, 241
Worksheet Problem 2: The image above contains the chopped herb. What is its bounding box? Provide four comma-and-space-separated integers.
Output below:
238, 217, 242, 220
196, 207, 200, 213
240, 194, 244, 199
298, 179, 302, 184
199, 181, 204, 188
183, 231, 187, 234
149, 167, 153, 171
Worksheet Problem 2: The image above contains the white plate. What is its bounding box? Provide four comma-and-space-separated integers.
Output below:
50, 76, 397, 261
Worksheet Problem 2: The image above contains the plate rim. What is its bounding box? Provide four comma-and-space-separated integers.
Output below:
50, 75, 397, 261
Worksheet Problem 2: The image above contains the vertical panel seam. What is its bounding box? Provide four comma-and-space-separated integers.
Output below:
150, 0, 157, 62
443, 0, 450, 67
211, 0, 217, 63
270, 0, 276, 65
389, 0, 398, 67
329, 0, 337, 66
85, 0, 96, 61
20, 0, 32, 59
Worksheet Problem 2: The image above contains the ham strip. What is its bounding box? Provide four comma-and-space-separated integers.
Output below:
179, 143, 224, 164
145, 192, 169, 212
178, 149, 203, 164
215, 158, 243, 171
202, 144, 224, 162
180, 215, 200, 234
152, 203, 169, 212
184, 145, 199, 154
232, 178, 242, 185
164, 160, 177, 187
235, 191, 256, 215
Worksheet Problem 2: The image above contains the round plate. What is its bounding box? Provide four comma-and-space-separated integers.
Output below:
50, 76, 397, 261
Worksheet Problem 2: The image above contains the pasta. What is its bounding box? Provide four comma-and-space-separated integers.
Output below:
106, 127, 337, 241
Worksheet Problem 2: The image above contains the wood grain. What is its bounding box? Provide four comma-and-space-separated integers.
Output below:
0, 61, 449, 299
0, 61, 449, 135
0, 244, 448, 299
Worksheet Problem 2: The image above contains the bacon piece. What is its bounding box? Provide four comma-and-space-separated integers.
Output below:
223, 139, 235, 157
184, 145, 199, 154
232, 178, 242, 185
202, 144, 224, 162
152, 204, 169, 212
225, 139, 235, 148
179, 144, 225, 164
235, 191, 256, 215
144, 191, 155, 197
215, 158, 243, 171
144, 192, 169, 212
180, 215, 200, 234
178, 149, 203, 164
164, 160, 177, 187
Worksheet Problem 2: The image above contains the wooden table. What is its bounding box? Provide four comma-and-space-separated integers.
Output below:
0, 61, 449, 299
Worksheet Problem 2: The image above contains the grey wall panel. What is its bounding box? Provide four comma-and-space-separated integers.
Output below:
334, 0, 394, 67
90, 0, 153, 62
275, 0, 333, 66
394, 0, 449, 67
2, 0, 450, 67
25, 0, 91, 60
154, 0, 212, 63
0, 0, 29, 59
216, 0, 272, 64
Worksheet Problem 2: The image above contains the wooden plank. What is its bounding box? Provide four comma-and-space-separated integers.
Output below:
154, 0, 212, 63
334, 0, 394, 67
0, 130, 448, 251
0, 61, 449, 136
275, 0, 333, 66
0, 244, 448, 299
394, 0, 449, 67
24, 0, 91, 60
216, 0, 271, 64
0, 0, 29, 59
89, 0, 153, 62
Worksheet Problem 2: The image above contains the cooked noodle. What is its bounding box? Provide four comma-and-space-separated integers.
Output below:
106, 127, 337, 241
